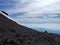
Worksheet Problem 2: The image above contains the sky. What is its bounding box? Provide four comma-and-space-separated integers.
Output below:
0, 0, 60, 33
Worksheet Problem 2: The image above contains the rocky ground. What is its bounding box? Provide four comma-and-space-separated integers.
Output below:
0, 11, 60, 45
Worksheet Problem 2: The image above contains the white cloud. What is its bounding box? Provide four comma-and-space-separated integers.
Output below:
13, 17, 60, 23
3, 0, 60, 23
6, 0, 59, 14
21, 23, 60, 30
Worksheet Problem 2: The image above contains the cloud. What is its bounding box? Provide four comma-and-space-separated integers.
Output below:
13, 17, 60, 24
1, 0, 60, 23
5, 0, 59, 14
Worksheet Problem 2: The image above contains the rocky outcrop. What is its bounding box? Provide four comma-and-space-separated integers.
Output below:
0, 11, 60, 45
1, 11, 8, 15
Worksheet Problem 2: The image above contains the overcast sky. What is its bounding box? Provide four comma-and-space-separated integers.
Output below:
0, 0, 60, 23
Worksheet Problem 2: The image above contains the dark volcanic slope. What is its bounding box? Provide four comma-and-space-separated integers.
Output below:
0, 11, 60, 45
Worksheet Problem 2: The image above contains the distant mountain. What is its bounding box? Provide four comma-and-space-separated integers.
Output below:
0, 11, 60, 45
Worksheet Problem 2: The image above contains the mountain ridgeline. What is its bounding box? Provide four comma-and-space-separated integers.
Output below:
0, 11, 60, 45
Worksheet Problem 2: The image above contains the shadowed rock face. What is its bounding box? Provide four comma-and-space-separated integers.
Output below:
0, 11, 60, 45
1, 11, 8, 15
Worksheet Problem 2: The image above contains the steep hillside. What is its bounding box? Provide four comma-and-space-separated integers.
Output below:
0, 11, 60, 45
